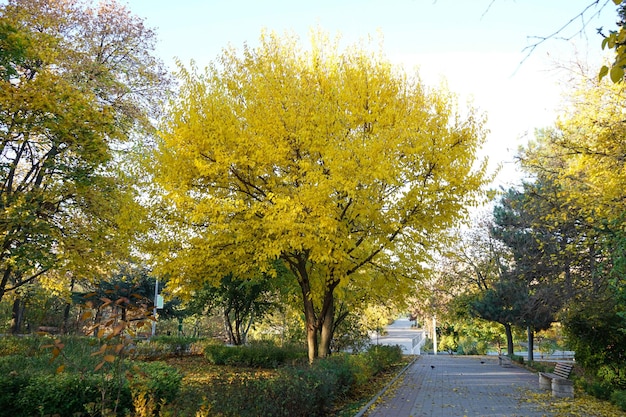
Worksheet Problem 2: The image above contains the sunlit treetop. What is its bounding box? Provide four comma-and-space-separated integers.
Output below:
521, 74, 626, 224
155, 30, 490, 300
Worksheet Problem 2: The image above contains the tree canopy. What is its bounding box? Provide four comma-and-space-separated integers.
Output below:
153, 30, 490, 361
0, 0, 169, 302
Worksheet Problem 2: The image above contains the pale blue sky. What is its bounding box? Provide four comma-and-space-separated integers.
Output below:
124, 0, 618, 185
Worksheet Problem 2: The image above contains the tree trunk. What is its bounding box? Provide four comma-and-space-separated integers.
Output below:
234, 310, 243, 345
303, 294, 318, 363
0, 267, 11, 304
62, 278, 76, 334
527, 326, 534, 362
288, 253, 319, 362
318, 290, 334, 358
504, 322, 514, 356
223, 309, 236, 345
10, 296, 24, 335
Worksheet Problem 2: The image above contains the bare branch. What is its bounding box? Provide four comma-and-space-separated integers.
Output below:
519, 0, 613, 66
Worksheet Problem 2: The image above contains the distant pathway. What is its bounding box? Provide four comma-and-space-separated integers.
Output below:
371, 318, 426, 354
361, 354, 552, 417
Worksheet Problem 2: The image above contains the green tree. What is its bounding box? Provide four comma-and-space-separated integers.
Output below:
518, 75, 626, 384
491, 185, 567, 361
185, 272, 280, 345
0, 0, 169, 303
153, 30, 489, 361
439, 214, 519, 355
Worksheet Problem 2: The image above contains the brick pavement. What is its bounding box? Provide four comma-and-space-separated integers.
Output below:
360, 355, 552, 417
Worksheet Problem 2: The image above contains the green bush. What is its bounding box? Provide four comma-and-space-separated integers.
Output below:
366, 344, 403, 372
132, 360, 183, 404
0, 358, 181, 417
583, 379, 614, 400
0, 372, 30, 416
511, 354, 524, 365
15, 372, 125, 417
133, 335, 209, 359
208, 362, 341, 416
203, 344, 232, 365
347, 352, 377, 386
0, 335, 44, 356
611, 389, 626, 411
314, 354, 356, 398
454, 337, 489, 356
241, 367, 335, 417
527, 361, 551, 373
0, 353, 49, 374
204, 342, 306, 368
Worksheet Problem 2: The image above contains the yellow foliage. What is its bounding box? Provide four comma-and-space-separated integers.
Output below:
522, 76, 626, 225
528, 390, 626, 417
153, 29, 489, 358
156, 29, 488, 287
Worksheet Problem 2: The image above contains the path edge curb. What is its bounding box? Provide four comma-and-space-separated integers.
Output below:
352, 355, 420, 417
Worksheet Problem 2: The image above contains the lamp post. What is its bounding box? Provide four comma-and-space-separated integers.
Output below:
432, 315, 437, 355
151, 279, 159, 337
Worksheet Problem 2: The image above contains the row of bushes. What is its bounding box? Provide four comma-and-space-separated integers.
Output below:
0, 335, 404, 416
203, 341, 308, 367
0, 335, 184, 417
0, 357, 182, 417
201, 344, 404, 417
580, 378, 626, 412
133, 335, 215, 359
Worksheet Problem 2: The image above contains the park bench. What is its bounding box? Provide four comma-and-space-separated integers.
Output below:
538, 361, 574, 398
498, 355, 513, 367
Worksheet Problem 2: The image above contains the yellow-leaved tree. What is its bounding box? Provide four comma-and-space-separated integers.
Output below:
154, 31, 489, 361
521, 74, 626, 223
0, 0, 169, 312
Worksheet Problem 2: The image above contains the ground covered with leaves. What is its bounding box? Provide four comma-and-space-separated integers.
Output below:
525, 391, 626, 417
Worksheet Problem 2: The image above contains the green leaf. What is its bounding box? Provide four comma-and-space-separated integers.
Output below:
610, 65, 624, 83
608, 34, 617, 49
599, 66, 609, 81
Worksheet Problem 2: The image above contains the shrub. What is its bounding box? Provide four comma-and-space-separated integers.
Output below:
14, 372, 127, 417
0, 357, 181, 417
511, 354, 524, 365
366, 344, 403, 372
133, 336, 208, 359
204, 342, 306, 368
583, 379, 614, 401
611, 389, 626, 411
208, 363, 340, 417
0, 371, 30, 417
201, 345, 402, 416
0, 335, 44, 356
132, 360, 183, 404
527, 361, 551, 373
314, 354, 356, 398
203, 344, 232, 365
347, 352, 377, 386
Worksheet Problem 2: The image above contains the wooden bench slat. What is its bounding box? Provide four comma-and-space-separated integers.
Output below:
553, 362, 573, 379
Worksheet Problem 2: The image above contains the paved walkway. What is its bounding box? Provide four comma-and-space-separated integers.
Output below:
361, 355, 552, 417
372, 318, 426, 354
